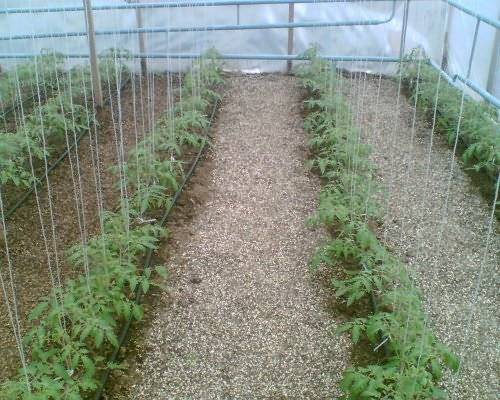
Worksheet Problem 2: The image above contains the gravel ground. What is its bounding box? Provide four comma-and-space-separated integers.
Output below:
0, 75, 174, 382
125, 74, 350, 399
343, 73, 499, 399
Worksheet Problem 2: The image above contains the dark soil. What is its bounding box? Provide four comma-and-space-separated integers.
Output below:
0, 74, 177, 382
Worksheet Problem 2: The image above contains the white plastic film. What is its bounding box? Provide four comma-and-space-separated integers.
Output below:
0, 0, 498, 98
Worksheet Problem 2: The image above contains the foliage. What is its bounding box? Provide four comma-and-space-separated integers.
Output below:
0, 50, 129, 189
0, 49, 223, 399
400, 50, 499, 191
124, 49, 223, 217
0, 94, 93, 188
97, 48, 131, 90
0, 51, 65, 113
297, 48, 459, 399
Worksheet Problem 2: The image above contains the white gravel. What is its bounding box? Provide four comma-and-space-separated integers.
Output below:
343, 73, 499, 399
126, 74, 350, 399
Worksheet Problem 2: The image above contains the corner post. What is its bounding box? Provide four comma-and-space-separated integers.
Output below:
83, 0, 103, 107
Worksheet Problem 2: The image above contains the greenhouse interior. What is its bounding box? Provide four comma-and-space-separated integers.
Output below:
0, 0, 498, 399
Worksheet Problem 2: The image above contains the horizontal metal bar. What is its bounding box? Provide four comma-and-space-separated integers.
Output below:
0, 11, 396, 42
0, 0, 497, 31
0, 0, 398, 14
0, 0, 496, 28
445, 0, 500, 30
0, 52, 402, 62
458, 76, 500, 109
429, 60, 500, 108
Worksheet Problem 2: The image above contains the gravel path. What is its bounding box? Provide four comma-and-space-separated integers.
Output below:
343, 73, 499, 399
126, 74, 349, 399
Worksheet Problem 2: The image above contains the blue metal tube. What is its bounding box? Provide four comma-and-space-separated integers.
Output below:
0, 52, 402, 62
429, 60, 500, 109
0, 3, 396, 42
399, 0, 409, 60
0, 0, 397, 14
445, 0, 500, 30
457, 76, 500, 109
0, 0, 497, 31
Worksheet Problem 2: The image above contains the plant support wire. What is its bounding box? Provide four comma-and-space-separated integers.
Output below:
93, 96, 220, 400
0, 0, 497, 31
3, 76, 131, 221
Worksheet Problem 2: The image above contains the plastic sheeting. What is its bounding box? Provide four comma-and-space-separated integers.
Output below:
0, 0, 498, 98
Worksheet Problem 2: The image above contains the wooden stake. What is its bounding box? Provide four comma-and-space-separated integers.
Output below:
83, 0, 103, 107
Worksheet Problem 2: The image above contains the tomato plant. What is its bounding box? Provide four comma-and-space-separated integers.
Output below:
297, 48, 459, 399
0, 50, 130, 190
1, 49, 223, 400
400, 51, 499, 195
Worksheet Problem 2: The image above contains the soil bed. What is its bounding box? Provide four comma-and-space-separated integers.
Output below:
343, 73, 499, 399
0, 74, 177, 382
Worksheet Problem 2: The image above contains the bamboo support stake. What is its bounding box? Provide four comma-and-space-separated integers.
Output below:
287, 3, 294, 73
83, 0, 103, 107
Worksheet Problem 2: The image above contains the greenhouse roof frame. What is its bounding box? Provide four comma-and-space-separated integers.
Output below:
0, 0, 497, 31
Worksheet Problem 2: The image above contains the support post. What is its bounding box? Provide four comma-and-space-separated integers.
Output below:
83, 0, 103, 107
466, 18, 480, 79
399, 0, 410, 61
486, 14, 499, 95
287, 3, 294, 73
134, 0, 148, 76
441, 3, 452, 69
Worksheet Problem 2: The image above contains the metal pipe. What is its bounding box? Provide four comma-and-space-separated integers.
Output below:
445, 0, 500, 30
0, 0, 401, 14
0, 8, 397, 42
457, 76, 500, 109
287, 3, 295, 73
399, 0, 410, 60
466, 18, 480, 79
429, 60, 500, 109
0, 0, 497, 30
0, 53, 403, 62
5, 53, 496, 110
133, 0, 148, 76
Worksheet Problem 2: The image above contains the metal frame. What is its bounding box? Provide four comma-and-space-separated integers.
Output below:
0, 0, 498, 108
0, 1, 397, 41
0, 0, 406, 14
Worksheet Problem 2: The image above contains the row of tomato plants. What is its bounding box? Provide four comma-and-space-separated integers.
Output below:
1, 49, 223, 399
400, 52, 499, 194
0, 49, 127, 190
0, 52, 64, 116
0, 50, 126, 118
296, 49, 459, 399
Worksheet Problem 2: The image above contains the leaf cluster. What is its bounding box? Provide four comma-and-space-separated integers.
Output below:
400, 50, 499, 188
0, 50, 128, 189
0, 49, 223, 399
299, 49, 459, 399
